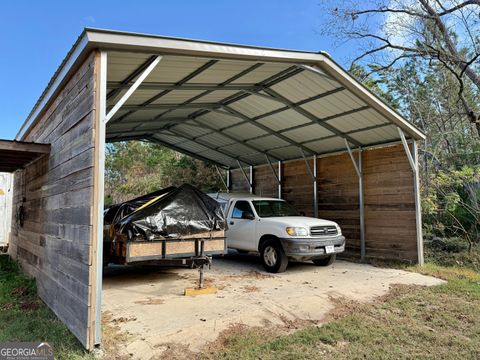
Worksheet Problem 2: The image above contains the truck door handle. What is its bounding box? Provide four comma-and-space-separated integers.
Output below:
229, 221, 234, 225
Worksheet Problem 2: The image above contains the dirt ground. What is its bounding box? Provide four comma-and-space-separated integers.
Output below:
101, 253, 444, 359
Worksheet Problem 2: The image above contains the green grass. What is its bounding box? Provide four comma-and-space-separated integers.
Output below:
207, 264, 480, 360
0, 255, 92, 360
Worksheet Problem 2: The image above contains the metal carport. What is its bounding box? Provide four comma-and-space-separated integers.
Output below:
11, 28, 425, 349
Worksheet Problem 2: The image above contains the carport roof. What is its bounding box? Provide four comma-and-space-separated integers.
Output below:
16, 28, 425, 168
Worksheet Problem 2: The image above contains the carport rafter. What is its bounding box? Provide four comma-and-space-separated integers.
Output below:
261, 87, 362, 146
109, 59, 219, 124
106, 55, 160, 101
107, 82, 262, 92
146, 135, 229, 168
221, 105, 316, 155
159, 128, 256, 166
105, 56, 162, 124
151, 62, 265, 121
188, 86, 349, 145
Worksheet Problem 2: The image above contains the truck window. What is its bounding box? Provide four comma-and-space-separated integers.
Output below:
231, 200, 253, 219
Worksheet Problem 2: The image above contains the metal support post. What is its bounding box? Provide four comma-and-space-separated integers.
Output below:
214, 165, 228, 192
398, 128, 424, 265
301, 149, 318, 217
94, 50, 108, 345
249, 165, 254, 194
345, 139, 365, 261
313, 155, 318, 218
278, 160, 282, 199
226, 168, 230, 193
237, 160, 252, 193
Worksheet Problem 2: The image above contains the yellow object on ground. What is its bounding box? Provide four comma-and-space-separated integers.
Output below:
184, 287, 218, 296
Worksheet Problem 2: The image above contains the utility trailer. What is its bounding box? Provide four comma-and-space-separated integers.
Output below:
103, 184, 227, 281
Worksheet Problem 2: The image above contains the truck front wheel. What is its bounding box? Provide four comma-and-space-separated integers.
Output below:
260, 239, 288, 273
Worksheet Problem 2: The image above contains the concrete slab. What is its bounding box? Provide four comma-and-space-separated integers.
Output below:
102, 253, 444, 358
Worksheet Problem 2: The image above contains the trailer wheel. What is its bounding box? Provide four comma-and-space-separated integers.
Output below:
313, 254, 336, 266
260, 239, 288, 273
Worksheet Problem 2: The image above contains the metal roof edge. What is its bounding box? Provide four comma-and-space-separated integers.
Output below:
15, 27, 425, 142
84, 27, 321, 55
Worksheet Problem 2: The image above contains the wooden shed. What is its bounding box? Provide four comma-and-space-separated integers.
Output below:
8, 28, 425, 349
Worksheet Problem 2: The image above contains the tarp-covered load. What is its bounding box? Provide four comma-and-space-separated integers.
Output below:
107, 184, 227, 241
103, 184, 227, 265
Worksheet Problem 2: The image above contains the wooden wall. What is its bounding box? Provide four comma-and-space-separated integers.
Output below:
9, 52, 99, 349
230, 144, 418, 262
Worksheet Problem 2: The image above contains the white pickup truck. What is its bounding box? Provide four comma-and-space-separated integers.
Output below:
209, 193, 345, 273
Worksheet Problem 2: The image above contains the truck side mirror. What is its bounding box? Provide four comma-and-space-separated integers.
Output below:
242, 211, 255, 220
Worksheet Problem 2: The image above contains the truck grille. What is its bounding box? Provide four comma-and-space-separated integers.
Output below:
310, 225, 337, 236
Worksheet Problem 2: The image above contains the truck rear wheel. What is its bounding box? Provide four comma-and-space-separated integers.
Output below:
260, 239, 288, 273
313, 254, 336, 266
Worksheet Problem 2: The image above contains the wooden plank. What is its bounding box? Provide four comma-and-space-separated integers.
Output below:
9, 52, 97, 350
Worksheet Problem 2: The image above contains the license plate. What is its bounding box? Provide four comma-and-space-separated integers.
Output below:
325, 245, 335, 254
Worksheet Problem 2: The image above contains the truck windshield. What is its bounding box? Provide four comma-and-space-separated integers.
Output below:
252, 200, 300, 218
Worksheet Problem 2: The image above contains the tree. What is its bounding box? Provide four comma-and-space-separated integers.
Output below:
321, 0, 480, 134
104, 141, 223, 204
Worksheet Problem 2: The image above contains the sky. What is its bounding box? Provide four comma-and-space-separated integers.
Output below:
0, 0, 352, 140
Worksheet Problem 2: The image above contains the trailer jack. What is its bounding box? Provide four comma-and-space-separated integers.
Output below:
184, 239, 218, 296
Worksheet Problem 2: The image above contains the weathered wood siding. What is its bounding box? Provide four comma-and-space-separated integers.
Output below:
9, 52, 98, 348
230, 144, 418, 262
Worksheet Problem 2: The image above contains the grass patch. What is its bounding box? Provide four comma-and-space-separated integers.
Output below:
0, 255, 92, 360
207, 265, 480, 360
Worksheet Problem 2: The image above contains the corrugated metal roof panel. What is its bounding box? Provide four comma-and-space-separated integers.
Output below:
350, 125, 399, 144
151, 90, 205, 104
304, 137, 346, 153
247, 135, 290, 150
229, 94, 284, 117
146, 56, 211, 83
282, 124, 334, 142
270, 71, 341, 103
325, 108, 385, 132
195, 112, 243, 129
300, 90, 366, 120
172, 124, 212, 138
256, 109, 311, 131
268, 145, 302, 159
219, 143, 263, 158
230, 63, 291, 84
191, 90, 239, 103
222, 123, 268, 140
187, 60, 253, 84
195, 132, 237, 148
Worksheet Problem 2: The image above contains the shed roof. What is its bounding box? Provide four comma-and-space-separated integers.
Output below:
16, 28, 425, 168
0, 140, 50, 172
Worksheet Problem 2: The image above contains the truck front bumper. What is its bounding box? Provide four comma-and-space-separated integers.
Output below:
279, 235, 346, 261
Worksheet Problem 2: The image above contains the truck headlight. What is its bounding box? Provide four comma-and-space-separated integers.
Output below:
286, 227, 308, 236
336, 224, 342, 236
